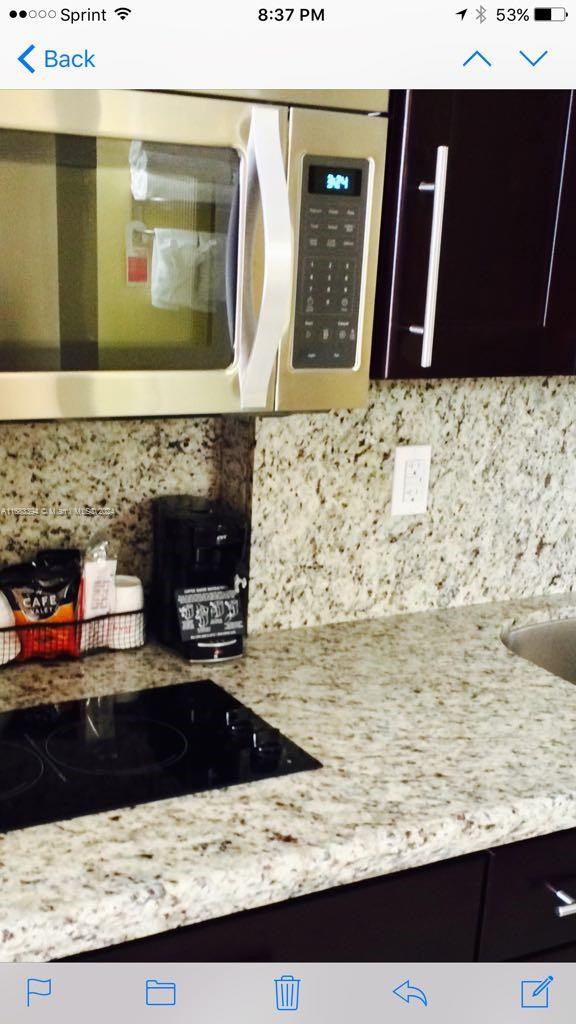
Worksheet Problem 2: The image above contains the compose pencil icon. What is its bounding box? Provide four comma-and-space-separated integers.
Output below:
521, 976, 554, 1008
532, 976, 554, 998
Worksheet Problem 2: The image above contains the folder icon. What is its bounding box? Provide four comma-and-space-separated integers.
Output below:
145, 979, 177, 1006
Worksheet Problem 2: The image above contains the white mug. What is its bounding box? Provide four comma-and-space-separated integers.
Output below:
108, 576, 145, 650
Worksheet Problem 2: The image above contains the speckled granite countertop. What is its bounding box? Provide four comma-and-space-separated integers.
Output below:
2, 592, 576, 963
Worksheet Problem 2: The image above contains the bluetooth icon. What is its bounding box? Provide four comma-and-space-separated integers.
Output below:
475, 4, 487, 20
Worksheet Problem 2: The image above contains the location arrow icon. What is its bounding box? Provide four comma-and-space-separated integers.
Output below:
393, 980, 428, 1006
456, 8, 467, 17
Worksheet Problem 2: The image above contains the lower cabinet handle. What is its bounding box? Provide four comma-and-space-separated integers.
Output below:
408, 145, 449, 369
545, 882, 576, 917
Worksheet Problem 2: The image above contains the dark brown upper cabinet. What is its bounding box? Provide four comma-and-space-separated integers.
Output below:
371, 90, 576, 379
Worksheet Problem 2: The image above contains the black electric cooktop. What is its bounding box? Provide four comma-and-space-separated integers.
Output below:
0, 681, 321, 834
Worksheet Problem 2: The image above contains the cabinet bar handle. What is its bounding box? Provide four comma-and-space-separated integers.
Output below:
408, 145, 449, 369
545, 882, 576, 917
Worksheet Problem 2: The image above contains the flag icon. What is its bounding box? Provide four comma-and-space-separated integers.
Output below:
26, 978, 52, 1007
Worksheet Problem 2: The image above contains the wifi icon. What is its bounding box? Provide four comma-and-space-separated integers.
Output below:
115, 6, 131, 18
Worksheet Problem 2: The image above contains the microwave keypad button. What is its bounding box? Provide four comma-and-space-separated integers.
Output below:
293, 156, 367, 370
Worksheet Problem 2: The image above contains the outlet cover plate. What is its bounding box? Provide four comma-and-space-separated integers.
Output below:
391, 445, 431, 516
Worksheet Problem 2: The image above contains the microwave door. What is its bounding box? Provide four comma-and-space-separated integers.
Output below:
275, 107, 387, 413
0, 91, 288, 419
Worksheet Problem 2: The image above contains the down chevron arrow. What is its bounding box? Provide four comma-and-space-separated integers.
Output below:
519, 49, 548, 66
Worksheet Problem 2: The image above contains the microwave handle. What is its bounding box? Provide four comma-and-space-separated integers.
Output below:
408, 145, 449, 368
239, 106, 293, 410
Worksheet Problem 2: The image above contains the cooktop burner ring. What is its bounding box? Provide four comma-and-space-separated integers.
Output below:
45, 716, 189, 777
0, 741, 44, 800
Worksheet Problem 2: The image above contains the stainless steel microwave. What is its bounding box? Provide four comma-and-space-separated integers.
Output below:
0, 90, 387, 418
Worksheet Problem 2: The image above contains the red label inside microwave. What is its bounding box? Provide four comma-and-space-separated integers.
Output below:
127, 255, 148, 284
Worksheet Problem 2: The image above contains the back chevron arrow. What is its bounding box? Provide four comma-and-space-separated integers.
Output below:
17, 44, 36, 73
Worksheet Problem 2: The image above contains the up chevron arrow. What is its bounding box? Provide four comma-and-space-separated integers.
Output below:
463, 49, 492, 66
519, 49, 548, 65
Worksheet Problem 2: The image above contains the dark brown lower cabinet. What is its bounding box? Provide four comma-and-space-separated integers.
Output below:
479, 828, 576, 962
519, 944, 576, 962
62, 853, 486, 962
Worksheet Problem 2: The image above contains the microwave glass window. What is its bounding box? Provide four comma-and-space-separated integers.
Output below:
308, 165, 362, 197
0, 129, 240, 371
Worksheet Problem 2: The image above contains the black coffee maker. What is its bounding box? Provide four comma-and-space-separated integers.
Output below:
152, 496, 248, 662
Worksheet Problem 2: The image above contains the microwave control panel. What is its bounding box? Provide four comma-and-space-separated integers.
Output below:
292, 156, 369, 370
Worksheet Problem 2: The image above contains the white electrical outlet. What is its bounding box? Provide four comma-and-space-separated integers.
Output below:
391, 445, 432, 516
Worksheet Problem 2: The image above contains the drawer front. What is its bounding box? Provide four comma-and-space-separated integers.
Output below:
479, 828, 576, 961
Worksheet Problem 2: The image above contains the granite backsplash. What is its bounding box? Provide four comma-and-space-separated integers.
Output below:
247, 377, 576, 632
0, 376, 572, 633
0, 417, 222, 582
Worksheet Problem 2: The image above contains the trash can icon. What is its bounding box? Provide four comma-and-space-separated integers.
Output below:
275, 975, 301, 1011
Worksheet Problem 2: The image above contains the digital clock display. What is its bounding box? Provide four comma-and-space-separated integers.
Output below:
308, 165, 362, 196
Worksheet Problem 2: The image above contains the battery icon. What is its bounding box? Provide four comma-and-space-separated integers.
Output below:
534, 6, 568, 17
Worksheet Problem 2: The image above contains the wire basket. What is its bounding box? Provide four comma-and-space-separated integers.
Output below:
0, 609, 145, 665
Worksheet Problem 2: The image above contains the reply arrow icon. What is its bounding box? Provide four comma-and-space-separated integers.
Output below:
393, 980, 428, 1006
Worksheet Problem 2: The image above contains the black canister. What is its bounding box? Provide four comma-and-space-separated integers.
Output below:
152, 496, 248, 662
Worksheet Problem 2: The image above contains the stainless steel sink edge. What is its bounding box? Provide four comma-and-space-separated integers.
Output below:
502, 617, 576, 686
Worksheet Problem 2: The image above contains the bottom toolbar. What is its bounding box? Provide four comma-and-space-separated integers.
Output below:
1, 963, 574, 1022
